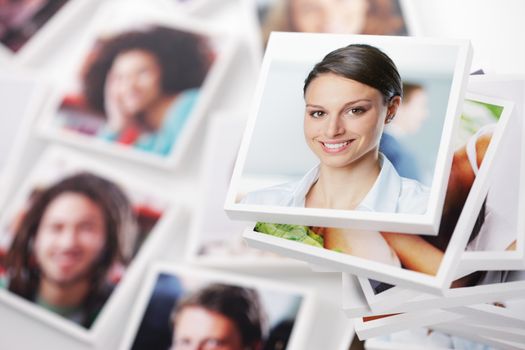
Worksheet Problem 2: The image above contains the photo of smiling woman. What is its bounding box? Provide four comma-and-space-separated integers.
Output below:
55, 25, 212, 157
242, 44, 430, 215
0, 168, 165, 328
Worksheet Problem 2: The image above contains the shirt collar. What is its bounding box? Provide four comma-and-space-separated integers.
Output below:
357, 153, 401, 212
292, 165, 320, 207
291, 153, 402, 212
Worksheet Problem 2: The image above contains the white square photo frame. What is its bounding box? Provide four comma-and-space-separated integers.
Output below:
118, 263, 316, 350
225, 32, 472, 234
0, 146, 181, 344
364, 337, 451, 350
185, 114, 306, 270
36, 0, 238, 169
159, 0, 215, 16
243, 91, 513, 294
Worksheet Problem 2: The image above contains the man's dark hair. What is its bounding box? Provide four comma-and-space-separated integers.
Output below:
171, 284, 265, 349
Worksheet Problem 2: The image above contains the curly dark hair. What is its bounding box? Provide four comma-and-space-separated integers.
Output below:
5, 172, 136, 328
171, 284, 265, 349
82, 25, 212, 116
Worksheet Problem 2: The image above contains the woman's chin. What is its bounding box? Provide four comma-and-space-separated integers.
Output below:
319, 158, 355, 169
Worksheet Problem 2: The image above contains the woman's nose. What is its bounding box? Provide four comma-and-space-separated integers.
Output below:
57, 227, 79, 248
116, 73, 139, 90
325, 115, 345, 137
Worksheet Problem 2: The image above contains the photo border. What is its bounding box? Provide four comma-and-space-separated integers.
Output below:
243, 91, 513, 294
36, 1, 239, 169
0, 145, 181, 344
364, 337, 451, 350
159, 0, 215, 15
118, 262, 316, 350
0, 68, 47, 210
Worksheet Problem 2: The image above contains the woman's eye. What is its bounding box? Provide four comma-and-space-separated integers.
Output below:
310, 111, 325, 118
345, 107, 365, 116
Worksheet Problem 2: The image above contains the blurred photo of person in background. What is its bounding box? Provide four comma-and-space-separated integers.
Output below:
57, 25, 213, 157
379, 82, 429, 181
259, 0, 407, 45
0, 172, 137, 328
0, 0, 69, 52
170, 284, 265, 350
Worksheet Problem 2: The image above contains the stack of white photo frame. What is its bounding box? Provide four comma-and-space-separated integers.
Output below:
225, 31, 525, 348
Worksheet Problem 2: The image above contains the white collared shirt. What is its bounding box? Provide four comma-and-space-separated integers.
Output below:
242, 154, 430, 215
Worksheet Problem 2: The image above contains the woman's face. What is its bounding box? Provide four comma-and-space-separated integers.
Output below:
33, 192, 107, 287
106, 49, 164, 117
289, 0, 368, 34
304, 73, 396, 169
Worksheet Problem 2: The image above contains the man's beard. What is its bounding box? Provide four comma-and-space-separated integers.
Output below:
39, 261, 97, 289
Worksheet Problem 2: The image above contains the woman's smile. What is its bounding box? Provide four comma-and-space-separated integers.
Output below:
319, 139, 354, 153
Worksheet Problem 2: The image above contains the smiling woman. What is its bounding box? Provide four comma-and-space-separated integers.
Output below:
242, 44, 429, 214
55, 25, 212, 157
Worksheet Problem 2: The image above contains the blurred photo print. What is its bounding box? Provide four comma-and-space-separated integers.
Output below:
0, 147, 171, 334
38, 1, 236, 167
120, 264, 314, 350
257, 0, 411, 46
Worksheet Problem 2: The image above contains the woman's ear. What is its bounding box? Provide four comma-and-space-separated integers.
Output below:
384, 96, 402, 124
